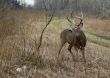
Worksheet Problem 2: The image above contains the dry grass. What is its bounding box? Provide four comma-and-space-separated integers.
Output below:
84, 17, 110, 37
0, 9, 110, 78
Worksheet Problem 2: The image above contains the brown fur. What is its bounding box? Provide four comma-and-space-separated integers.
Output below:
58, 27, 86, 63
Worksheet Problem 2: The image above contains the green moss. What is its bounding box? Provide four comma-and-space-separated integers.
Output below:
51, 19, 70, 28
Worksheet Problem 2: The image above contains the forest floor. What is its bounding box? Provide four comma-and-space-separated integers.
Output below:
0, 9, 110, 78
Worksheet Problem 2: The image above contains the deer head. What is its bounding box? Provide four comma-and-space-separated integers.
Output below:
67, 15, 84, 28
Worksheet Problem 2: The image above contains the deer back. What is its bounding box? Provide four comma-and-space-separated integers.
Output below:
60, 28, 86, 48
60, 28, 77, 45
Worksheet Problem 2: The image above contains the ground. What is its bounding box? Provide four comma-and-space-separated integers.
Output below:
0, 9, 110, 78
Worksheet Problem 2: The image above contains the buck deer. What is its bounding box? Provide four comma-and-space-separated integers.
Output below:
58, 16, 87, 64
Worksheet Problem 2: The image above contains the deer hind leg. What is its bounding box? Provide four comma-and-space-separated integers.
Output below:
74, 47, 79, 62
68, 44, 76, 61
57, 41, 65, 60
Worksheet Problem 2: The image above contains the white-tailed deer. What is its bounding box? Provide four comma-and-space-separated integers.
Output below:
58, 16, 86, 64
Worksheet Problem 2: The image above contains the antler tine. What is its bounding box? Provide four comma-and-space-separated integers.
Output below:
74, 15, 83, 27
75, 11, 84, 21
67, 17, 75, 25
75, 16, 83, 21
74, 16, 83, 26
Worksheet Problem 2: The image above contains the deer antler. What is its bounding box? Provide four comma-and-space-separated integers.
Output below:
66, 17, 75, 26
67, 17, 73, 24
67, 10, 84, 28
75, 11, 84, 24
74, 11, 84, 27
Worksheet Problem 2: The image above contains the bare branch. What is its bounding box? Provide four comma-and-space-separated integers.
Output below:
37, 0, 56, 51
46, 10, 55, 26
43, 0, 48, 12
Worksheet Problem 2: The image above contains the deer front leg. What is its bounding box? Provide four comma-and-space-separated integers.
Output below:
81, 48, 87, 74
81, 48, 86, 63
57, 41, 65, 61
